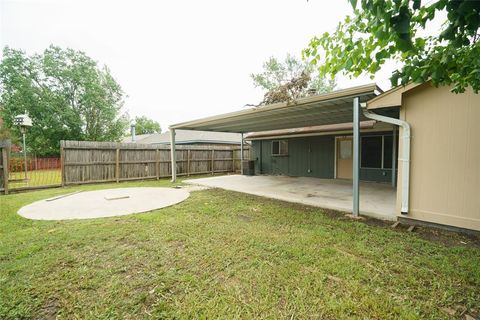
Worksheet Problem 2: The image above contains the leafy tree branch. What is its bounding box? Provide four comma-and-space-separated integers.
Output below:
134, 116, 161, 135
304, 0, 480, 93
251, 54, 336, 105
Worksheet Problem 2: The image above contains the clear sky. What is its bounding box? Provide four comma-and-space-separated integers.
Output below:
1, 0, 402, 131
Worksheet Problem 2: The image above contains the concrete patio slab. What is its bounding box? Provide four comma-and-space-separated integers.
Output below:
185, 175, 396, 220
18, 187, 190, 220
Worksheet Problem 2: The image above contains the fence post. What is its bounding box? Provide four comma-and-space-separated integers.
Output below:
60, 146, 65, 187
115, 148, 120, 183
156, 149, 160, 180
2, 148, 8, 195
211, 150, 215, 175
187, 150, 191, 176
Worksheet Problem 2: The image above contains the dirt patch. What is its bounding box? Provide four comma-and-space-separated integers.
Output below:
238, 214, 253, 222
361, 216, 392, 228
168, 240, 186, 252
364, 217, 480, 248
35, 297, 59, 320
411, 226, 480, 248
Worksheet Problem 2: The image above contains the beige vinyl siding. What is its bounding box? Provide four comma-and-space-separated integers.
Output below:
397, 83, 480, 231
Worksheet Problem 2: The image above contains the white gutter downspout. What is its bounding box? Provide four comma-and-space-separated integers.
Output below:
362, 107, 411, 214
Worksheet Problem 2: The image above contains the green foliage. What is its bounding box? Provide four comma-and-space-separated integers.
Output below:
303, 0, 480, 93
0, 46, 129, 156
0, 120, 14, 142
134, 116, 161, 135
251, 54, 336, 104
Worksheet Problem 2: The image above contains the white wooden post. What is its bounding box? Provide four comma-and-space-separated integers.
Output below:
170, 129, 176, 182
240, 133, 244, 174
392, 126, 397, 187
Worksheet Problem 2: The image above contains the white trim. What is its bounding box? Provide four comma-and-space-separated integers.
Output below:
170, 129, 176, 182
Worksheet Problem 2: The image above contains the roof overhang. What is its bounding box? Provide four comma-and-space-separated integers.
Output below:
367, 82, 423, 110
170, 84, 381, 133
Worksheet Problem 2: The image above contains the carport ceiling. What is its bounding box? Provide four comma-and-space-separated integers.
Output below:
170, 84, 381, 133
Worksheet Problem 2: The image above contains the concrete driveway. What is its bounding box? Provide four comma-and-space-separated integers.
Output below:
185, 175, 396, 220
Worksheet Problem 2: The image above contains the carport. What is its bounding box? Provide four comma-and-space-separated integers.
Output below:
169, 84, 393, 217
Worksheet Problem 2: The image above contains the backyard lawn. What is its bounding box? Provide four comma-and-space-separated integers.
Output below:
0, 179, 479, 319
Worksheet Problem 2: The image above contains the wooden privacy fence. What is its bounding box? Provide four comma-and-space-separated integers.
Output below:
61, 140, 250, 186
0, 140, 10, 194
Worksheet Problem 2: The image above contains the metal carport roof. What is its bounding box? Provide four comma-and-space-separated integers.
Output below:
169, 83, 383, 219
170, 84, 381, 133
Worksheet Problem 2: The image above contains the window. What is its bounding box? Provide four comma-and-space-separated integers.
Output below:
272, 140, 288, 156
339, 139, 352, 159
383, 136, 393, 168
360, 134, 397, 169
361, 136, 383, 168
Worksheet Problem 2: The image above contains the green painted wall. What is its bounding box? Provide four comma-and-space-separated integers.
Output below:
252, 136, 335, 178
251, 133, 396, 183
360, 168, 395, 183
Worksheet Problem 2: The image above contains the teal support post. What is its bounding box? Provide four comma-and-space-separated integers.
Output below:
352, 97, 360, 217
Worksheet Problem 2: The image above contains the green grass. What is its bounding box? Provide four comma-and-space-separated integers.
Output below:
0, 179, 479, 319
8, 169, 61, 188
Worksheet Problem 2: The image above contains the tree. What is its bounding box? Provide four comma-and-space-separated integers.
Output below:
251, 54, 336, 105
0, 46, 129, 155
303, 0, 480, 93
0, 118, 14, 141
134, 116, 161, 135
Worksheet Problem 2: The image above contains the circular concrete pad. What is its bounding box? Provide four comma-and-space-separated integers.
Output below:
18, 187, 190, 220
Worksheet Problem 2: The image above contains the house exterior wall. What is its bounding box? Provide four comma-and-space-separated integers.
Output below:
252, 137, 335, 178
397, 83, 480, 231
251, 132, 395, 182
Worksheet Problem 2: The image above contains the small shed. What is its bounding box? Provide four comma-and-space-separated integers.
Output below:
367, 82, 480, 231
